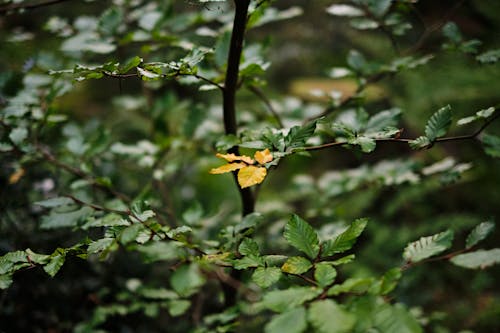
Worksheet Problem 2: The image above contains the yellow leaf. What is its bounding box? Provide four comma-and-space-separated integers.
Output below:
9, 168, 25, 184
254, 148, 273, 165
210, 162, 246, 174
237, 166, 267, 188
216, 153, 255, 165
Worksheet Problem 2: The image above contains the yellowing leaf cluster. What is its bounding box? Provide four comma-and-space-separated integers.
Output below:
210, 149, 273, 188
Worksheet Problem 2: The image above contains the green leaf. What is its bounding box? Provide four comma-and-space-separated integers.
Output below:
43, 251, 66, 277
119, 223, 142, 245
233, 255, 264, 270
214, 31, 231, 68
167, 300, 191, 317
265, 307, 307, 333
314, 263, 337, 288
239, 238, 260, 256
34, 197, 74, 208
409, 136, 431, 150
281, 256, 313, 275
366, 108, 402, 132
367, 0, 392, 18
442, 22, 462, 44
347, 49, 368, 72
252, 267, 282, 288
0, 274, 13, 289
321, 218, 368, 257
403, 230, 454, 263
9, 127, 28, 145
450, 249, 500, 269
259, 287, 320, 313
466, 221, 495, 249
285, 121, 317, 150
170, 264, 205, 297
378, 267, 402, 295
348, 136, 376, 153
25, 249, 50, 265
328, 277, 374, 296
374, 302, 423, 333
121, 56, 143, 73
330, 254, 356, 266
457, 107, 495, 126
308, 299, 355, 333
425, 105, 452, 141
476, 49, 500, 64
284, 215, 320, 259
326, 4, 363, 17
88, 238, 115, 254
40, 206, 94, 229
482, 134, 500, 157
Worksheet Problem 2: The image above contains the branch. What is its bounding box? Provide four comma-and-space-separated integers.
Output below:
307, 72, 387, 123
37, 144, 131, 203
301, 113, 499, 152
247, 85, 284, 128
222, 0, 254, 217
0, 0, 71, 15
102, 70, 224, 91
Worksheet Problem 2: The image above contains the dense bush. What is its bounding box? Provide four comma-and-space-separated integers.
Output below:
1, 1, 499, 332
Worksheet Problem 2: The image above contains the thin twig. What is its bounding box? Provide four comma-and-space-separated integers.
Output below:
403, 0, 467, 55
300, 112, 499, 152
247, 85, 284, 128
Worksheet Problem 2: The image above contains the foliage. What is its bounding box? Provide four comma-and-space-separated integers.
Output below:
1, 0, 499, 332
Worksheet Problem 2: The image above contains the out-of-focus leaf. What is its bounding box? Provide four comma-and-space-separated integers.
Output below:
308, 299, 355, 333
466, 221, 495, 249
265, 307, 307, 333
450, 249, 500, 269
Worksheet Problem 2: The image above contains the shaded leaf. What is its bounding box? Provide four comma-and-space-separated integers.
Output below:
239, 238, 260, 256
482, 134, 500, 157
466, 221, 495, 249
285, 121, 317, 150
308, 299, 355, 333
44, 252, 66, 277
259, 287, 320, 312
374, 302, 423, 333
265, 307, 307, 333
314, 263, 337, 288
409, 136, 431, 150
170, 264, 205, 297
321, 218, 368, 257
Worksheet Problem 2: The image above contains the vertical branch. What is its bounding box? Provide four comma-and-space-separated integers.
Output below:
220, 0, 252, 309
223, 0, 254, 216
